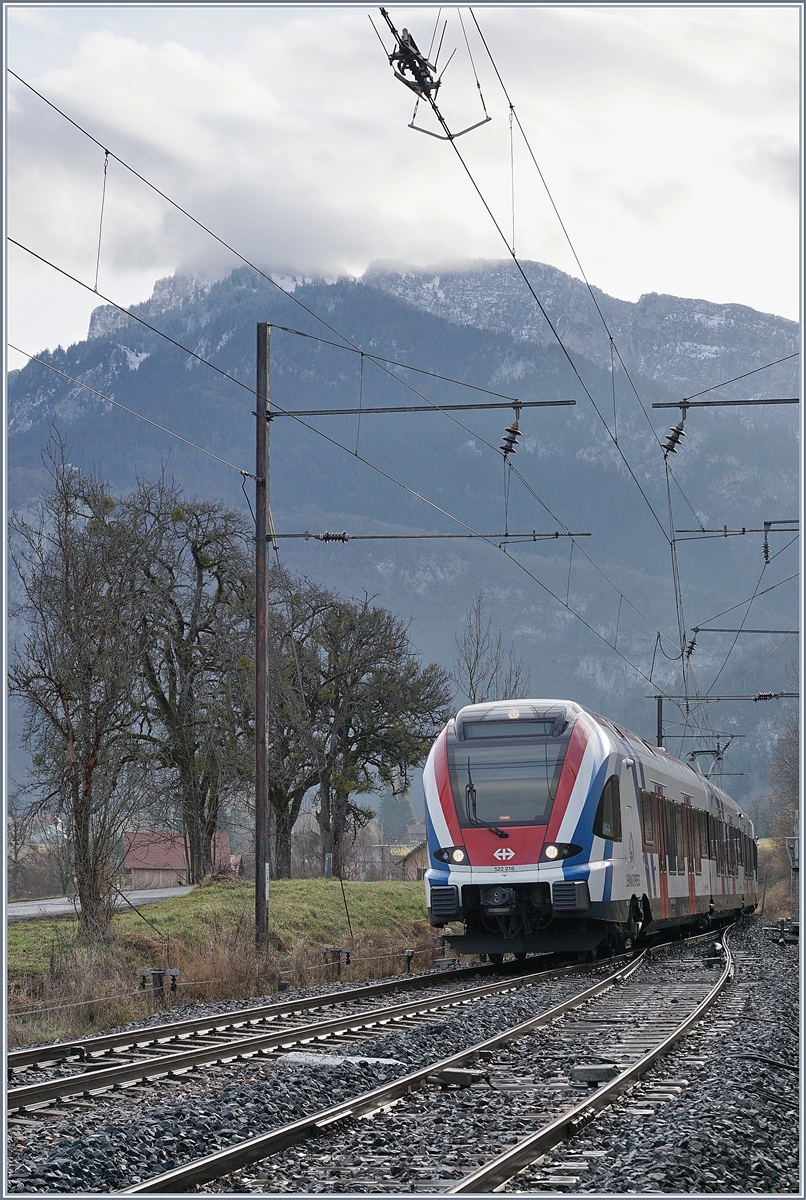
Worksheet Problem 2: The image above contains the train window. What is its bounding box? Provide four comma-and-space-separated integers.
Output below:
593, 776, 622, 841
651, 781, 666, 797
701, 811, 710, 863
665, 800, 677, 873
463, 719, 558, 739
737, 831, 744, 867
447, 732, 570, 827
752, 839, 758, 875
707, 813, 718, 862
675, 805, 686, 874
640, 791, 656, 849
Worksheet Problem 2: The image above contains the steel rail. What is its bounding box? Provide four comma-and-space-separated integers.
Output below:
7, 957, 624, 1112
121, 952, 648, 1193
447, 928, 736, 1193
8, 960, 503, 1070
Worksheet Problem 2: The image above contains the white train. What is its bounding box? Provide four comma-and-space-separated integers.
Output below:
423, 699, 757, 959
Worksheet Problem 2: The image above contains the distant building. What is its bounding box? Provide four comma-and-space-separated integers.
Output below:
395, 841, 429, 881
406, 823, 426, 843
123, 831, 231, 889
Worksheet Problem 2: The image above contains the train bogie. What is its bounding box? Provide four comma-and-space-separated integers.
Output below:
424, 700, 756, 959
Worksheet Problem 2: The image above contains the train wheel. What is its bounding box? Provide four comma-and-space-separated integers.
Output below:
514, 952, 528, 963
488, 953, 505, 966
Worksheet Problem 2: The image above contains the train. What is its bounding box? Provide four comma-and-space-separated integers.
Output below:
423, 698, 757, 960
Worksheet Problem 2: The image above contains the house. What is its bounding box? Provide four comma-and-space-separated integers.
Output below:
394, 841, 429, 881
123, 831, 231, 889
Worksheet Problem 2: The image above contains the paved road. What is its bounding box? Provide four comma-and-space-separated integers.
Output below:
6, 886, 196, 923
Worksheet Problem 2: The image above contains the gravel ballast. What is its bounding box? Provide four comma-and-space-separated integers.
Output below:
7, 919, 797, 1194
7, 966, 600, 1192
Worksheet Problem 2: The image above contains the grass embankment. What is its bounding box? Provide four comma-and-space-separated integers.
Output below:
7, 879, 436, 1048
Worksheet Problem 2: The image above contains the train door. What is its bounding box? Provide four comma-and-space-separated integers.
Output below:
683, 798, 696, 915
655, 792, 670, 919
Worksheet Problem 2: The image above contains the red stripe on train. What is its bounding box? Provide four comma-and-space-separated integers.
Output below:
433, 728, 463, 845
544, 717, 590, 842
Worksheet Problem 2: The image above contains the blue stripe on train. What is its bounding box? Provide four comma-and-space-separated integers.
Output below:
424, 801, 449, 877
563, 756, 612, 886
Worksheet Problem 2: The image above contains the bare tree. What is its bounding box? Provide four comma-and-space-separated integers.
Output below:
452, 592, 531, 704
8, 438, 153, 937
768, 711, 799, 840
135, 478, 254, 883
313, 598, 453, 877
6, 790, 35, 901
265, 566, 335, 878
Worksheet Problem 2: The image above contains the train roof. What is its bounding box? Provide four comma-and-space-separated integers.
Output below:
451, 698, 748, 824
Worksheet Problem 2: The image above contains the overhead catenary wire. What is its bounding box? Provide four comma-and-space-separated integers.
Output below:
93, 149, 109, 292
466, 8, 705, 533
11, 234, 683, 664
464, 10, 800, 733
8, 69, 691, 666
7, 343, 256, 479
11, 241, 691, 701
692, 572, 798, 630
8, 77, 736, 724
15, 68, 677, 546
269, 323, 535, 403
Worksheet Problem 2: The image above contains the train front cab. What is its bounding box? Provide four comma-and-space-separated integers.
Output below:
424, 702, 756, 959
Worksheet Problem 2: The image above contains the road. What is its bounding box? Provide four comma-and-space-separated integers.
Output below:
6, 885, 196, 923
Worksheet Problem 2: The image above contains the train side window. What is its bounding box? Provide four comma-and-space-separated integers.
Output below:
737, 831, 744, 867
697, 810, 707, 867
752, 839, 758, 875
665, 800, 677, 872
675, 805, 686, 874
707, 813, 718, 862
640, 791, 656, 849
593, 776, 622, 841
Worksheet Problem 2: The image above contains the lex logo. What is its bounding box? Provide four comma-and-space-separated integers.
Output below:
494, 847, 515, 861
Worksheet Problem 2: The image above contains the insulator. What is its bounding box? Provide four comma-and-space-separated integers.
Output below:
763, 536, 771, 564
663, 421, 686, 455
500, 420, 521, 456
320, 531, 349, 543
685, 636, 697, 659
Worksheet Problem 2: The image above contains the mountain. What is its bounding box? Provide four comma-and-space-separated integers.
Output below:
7, 261, 800, 821
365, 260, 798, 397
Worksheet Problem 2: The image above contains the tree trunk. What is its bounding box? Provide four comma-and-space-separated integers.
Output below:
273, 806, 293, 878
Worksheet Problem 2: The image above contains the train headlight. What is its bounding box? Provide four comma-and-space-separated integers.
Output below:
434, 846, 468, 864
540, 842, 583, 862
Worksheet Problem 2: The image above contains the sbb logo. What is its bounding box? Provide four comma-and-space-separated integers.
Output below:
493, 847, 515, 860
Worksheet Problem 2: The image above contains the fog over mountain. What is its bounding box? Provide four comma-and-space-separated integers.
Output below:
7, 260, 799, 825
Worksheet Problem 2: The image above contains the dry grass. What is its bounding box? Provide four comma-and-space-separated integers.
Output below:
757, 836, 797, 920
7, 880, 443, 1048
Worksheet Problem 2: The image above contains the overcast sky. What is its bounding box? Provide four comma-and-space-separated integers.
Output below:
6, 3, 801, 371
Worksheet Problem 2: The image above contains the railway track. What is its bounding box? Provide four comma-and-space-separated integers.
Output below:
7, 954, 616, 1117
117, 926, 732, 1194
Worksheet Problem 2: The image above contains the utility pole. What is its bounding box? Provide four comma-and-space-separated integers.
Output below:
656, 695, 663, 749
255, 322, 270, 952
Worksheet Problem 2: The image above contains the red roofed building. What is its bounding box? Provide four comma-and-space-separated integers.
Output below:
123, 831, 231, 888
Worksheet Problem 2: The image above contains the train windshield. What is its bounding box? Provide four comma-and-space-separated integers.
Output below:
447, 733, 569, 827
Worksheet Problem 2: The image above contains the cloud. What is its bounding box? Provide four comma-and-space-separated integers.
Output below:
6, 5, 800, 361
731, 137, 799, 202
615, 180, 693, 226
7, 6, 59, 34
